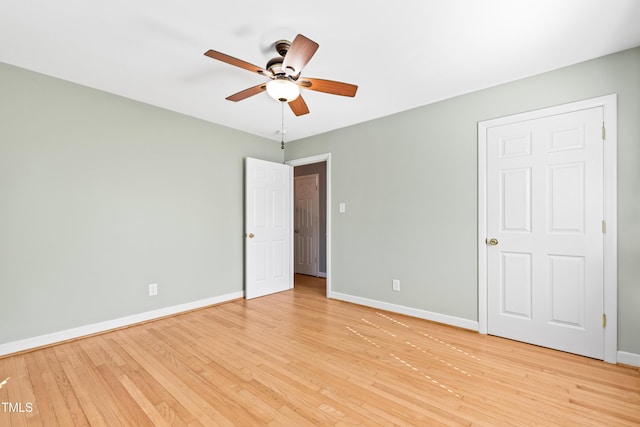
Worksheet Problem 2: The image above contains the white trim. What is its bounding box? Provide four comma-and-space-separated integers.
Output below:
289, 165, 295, 290
602, 97, 618, 364
287, 153, 332, 298
617, 351, 640, 367
0, 291, 242, 357
478, 94, 618, 363
330, 292, 479, 331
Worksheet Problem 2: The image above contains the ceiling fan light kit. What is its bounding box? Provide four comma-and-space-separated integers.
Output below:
204, 34, 358, 117
266, 78, 300, 102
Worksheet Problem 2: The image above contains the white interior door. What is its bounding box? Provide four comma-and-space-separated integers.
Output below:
486, 107, 605, 359
294, 174, 319, 276
245, 158, 292, 299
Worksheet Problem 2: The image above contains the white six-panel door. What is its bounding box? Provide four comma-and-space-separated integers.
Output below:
486, 107, 605, 359
245, 158, 292, 299
294, 174, 319, 276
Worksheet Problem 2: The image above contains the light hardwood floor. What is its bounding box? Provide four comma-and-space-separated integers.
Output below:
1, 275, 639, 426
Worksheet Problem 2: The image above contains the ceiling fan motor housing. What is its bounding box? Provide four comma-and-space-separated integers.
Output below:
275, 40, 291, 56
266, 56, 286, 76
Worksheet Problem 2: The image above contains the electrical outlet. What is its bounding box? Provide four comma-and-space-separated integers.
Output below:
148, 283, 158, 296
392, 279, 400, 291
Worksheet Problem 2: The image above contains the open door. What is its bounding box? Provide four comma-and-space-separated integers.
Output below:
245, 157, 292, 299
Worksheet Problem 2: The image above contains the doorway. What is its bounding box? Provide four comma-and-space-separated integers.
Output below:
287, 154, 331, 297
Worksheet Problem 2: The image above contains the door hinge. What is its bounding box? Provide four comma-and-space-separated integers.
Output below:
602, 123, 606, 141
602, 220, 607, 233
602, 313, 607, 327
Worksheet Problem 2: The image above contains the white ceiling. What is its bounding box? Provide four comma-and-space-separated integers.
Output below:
2, 0, 640, 142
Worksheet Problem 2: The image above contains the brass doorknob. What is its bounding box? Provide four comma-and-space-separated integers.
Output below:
247, 233, 254, 238
487, 238, 498, 246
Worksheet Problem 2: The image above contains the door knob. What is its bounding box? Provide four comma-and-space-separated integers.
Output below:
294, 229, 299, 234
247, 233, 254, 238
487, 238, 499, 246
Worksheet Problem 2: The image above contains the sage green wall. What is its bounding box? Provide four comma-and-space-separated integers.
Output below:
0, 62, 282, 344
285, 47, 640, 354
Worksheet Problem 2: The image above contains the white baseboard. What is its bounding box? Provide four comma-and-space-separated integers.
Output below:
617, 351, 640, 367
318, 272, 327, 278
329, 291, 479, 331
0, 291, 243, 357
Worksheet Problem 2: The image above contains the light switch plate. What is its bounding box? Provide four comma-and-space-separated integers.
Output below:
148, 283, 158, 296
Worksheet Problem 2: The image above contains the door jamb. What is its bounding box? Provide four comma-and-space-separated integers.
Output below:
287, 153, 331, 298
477, 94, 617, 363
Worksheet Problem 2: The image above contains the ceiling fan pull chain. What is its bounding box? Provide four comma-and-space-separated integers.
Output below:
281, 101, 285, 151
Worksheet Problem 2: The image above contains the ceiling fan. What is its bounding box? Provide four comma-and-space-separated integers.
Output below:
204, 34, 358, 116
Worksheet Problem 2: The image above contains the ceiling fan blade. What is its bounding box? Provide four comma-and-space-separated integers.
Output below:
288, 95, 310, 116
204, 49, 271, 77
226, 83, 267, 102
282, 34, 319, 76
299, 78, 358, 97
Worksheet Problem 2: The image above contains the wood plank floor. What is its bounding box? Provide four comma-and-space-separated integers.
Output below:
1, 275, 639, 426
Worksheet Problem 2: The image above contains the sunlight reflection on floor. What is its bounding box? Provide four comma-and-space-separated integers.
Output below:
343, 310, 485, 399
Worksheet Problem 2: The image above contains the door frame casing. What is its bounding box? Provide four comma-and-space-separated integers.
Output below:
478, 94, 617, 363
287, 153, 331, 297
